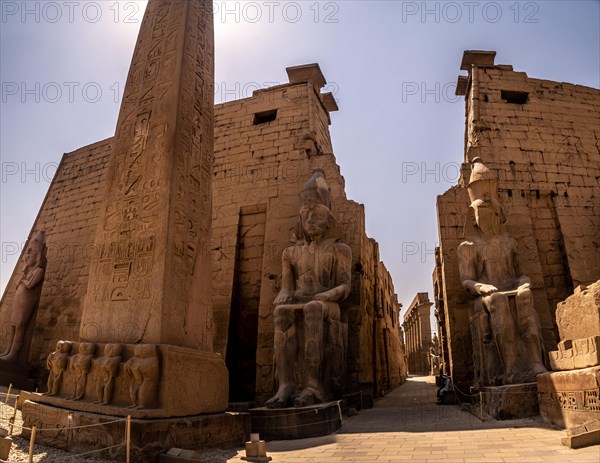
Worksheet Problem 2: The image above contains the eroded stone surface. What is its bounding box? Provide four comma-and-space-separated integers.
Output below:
31, 343, 227, 418
538, 366, 600, 429
556, 281, 600, 345
481, 382, 539, 420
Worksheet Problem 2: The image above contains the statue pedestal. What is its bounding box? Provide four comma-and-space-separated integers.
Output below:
537, 366, 600, 429
249, 401, 342, 440
19, 343, 251, 461
480, 382, 539, 420
21, 400, 250, 463
24, 343, 228, 418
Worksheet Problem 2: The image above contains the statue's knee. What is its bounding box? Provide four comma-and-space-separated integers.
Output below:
516, 288, 532, 304
304, 301, 324, 320
490, 292, 507, 303
273, 305, 290, 317
488, 292, 509, 310
273, 306, 293, 328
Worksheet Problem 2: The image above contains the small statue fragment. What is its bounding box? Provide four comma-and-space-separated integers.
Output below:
93, 343, 123, 405
69, 342, 96, 400
125, 344, 159, 409
46, 340, 72, 396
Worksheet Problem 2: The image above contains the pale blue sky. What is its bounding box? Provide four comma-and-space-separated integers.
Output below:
1, 1, 599, 321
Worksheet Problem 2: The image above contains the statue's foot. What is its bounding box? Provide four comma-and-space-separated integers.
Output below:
265, 394, 289, 409
265, 385, 293, 409
294, 386, 323, 407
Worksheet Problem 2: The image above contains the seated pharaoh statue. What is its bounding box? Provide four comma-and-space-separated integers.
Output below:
457, 158, 547, 387
266, 170, 352, 408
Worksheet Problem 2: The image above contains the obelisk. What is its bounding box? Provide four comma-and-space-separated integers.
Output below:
21, 3, 249, 459
23, 0, 230, 420
80, 0, 214, 350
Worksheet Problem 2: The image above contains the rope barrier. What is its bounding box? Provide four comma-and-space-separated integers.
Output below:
1, 412, 132, 463
0, 415, 126, 433
58, 443, 125, 461
257, 405, 344, 418
262, 416, 343, 429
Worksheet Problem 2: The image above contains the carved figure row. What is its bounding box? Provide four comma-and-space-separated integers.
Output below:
46, 341, 159, 409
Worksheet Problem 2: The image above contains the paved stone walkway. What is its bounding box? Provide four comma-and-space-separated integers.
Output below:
226, 376, 600, 463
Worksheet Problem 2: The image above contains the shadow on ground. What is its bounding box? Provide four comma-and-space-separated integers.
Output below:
338, 375, 557, 434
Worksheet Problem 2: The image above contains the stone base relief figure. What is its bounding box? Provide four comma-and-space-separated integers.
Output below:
69, 342, 96, 400
125, 344, 159, 409
266, 170, 352, 408
46, 340, 72, 396
0, 231, 47, 364
93, 343, 123, 405
457, 158, 547, 387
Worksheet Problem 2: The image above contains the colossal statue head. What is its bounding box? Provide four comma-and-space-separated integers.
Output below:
24, 230, 47, 269
466, 158, 505, 236
298, 170, 336, 242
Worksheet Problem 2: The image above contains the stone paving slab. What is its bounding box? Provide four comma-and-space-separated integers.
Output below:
224, 376, 600, 462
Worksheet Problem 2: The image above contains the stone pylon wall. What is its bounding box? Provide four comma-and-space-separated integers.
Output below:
0, 139, 113, 368
436, 52, 600, 390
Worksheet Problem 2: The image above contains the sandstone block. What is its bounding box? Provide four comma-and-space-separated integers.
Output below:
556, 281, 600, 341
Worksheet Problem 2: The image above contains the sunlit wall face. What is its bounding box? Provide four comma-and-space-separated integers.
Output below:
1, 1, 599, 326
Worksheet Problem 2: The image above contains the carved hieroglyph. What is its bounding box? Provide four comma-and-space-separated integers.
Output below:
0, 230, 47, 364
266, 170, 351, 408
457, 158, 547, 386
79, 0, 215, 350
